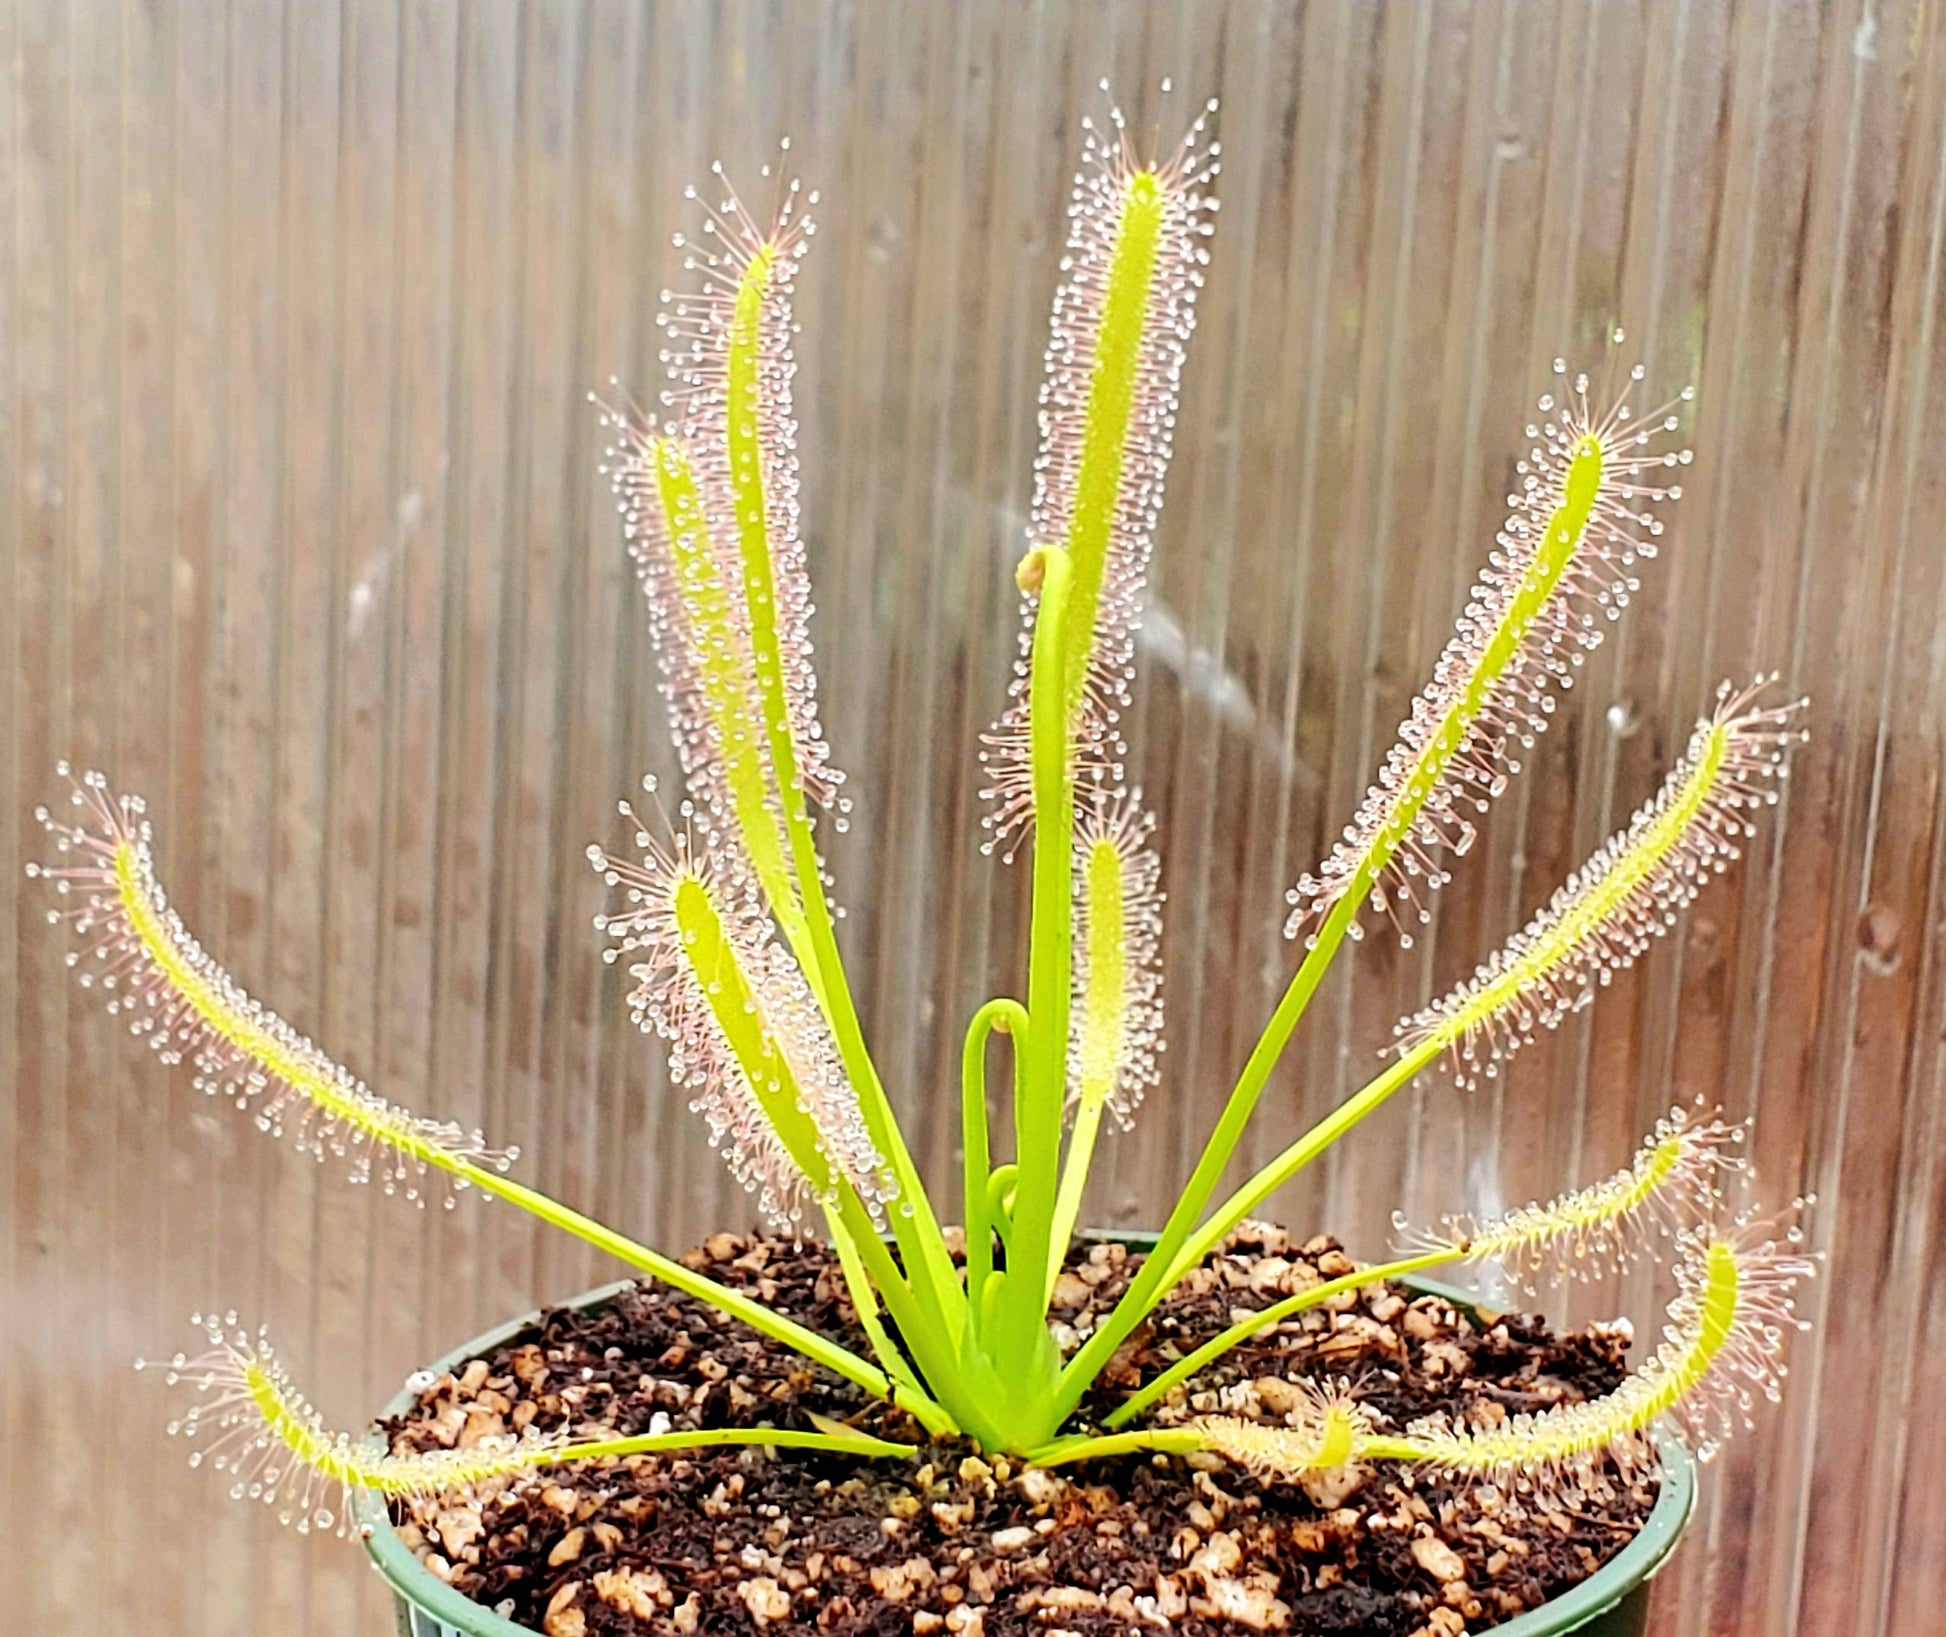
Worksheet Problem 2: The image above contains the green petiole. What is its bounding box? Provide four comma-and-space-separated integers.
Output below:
527, 1425, 919, 1465
442, 1162, 899, 1412
1026, 1427, 1203, 1468
988, 545, 1077, 1385
721, 242, 964, 1338
1103, 1249, 1458, 1429
1053, 437, 1614, 1419
962, 998, 1028, 1323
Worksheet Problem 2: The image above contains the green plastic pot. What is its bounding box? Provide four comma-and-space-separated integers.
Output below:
363, 1251, 1695, 1637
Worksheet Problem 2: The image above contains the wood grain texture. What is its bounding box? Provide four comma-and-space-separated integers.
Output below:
2, 3, 1941, 1631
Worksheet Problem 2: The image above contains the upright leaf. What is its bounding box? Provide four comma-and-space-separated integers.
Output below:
660, 167, 841, 821
1069, 797, 1165, 1128
590, 812, 884, 1227
603, 418, 806, 942
1287, 353, 1694, 945
983, 96, 1220, 855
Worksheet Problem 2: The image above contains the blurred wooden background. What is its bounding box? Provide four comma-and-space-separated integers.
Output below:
3, 1, 1943, 1632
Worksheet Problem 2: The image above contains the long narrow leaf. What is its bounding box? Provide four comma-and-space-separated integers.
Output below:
1069, 796, 1166, 1127
1375, 1220, 1814, 1481
30, 770, 514, 1204
603, 418, 808, 945
590, 811, 884, 1227
643, 166, 962, 1311
983, 96, 1219, 855
141, 1314, 916, 1538
660, 168, 840, 818
1393, 680, 1805, 1085
34, 769, 901, 1402
1287, 355, 1693, 946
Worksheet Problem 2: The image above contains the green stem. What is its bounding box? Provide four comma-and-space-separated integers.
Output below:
723, 245, 961, 1332
455, 1142, 977, 1441
785, 805, 965, 1345
1158, 1032, 1450, 1293
986, 1167, 1019, 1248
962, 999, 1027, 1321
1046, 884, 1367, 1427
527, 1425, 919, 1466
993, 546, 1076, 1372
449, 1162, 896, 1408
1103, 1249, 1457, 1429
348, 1427, 920, 1533
672, 871, 983, 1436
1026, 1427, 1202, 1467
1046, 1097, 1105, 1305
783, 790, 962, 1326
824, 1212, 959, 1439
834, 1192, 991, 1440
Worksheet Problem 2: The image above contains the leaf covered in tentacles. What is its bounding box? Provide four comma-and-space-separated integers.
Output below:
982, 95, 1220, 857
29, 768, 515, 1206
1392, 681, 1805, 1087
590, 801, 886, 1228
1287, 351, 1695, 947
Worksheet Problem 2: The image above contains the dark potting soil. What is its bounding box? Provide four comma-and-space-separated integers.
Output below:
384, 1225, 1656, 1637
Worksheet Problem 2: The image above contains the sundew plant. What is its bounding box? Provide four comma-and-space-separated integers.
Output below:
33, 95, 1815, 1538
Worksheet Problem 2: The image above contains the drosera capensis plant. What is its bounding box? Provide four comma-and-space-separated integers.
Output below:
32, 86, 1818, 1544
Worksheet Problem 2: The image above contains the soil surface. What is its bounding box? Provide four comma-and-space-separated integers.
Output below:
384, 1225, 1656, 1636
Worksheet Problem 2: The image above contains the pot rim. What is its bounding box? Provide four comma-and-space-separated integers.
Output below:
362, 1261, 1696, 1637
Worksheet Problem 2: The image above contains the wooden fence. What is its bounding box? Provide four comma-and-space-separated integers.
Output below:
3, 3, 1942, 1631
